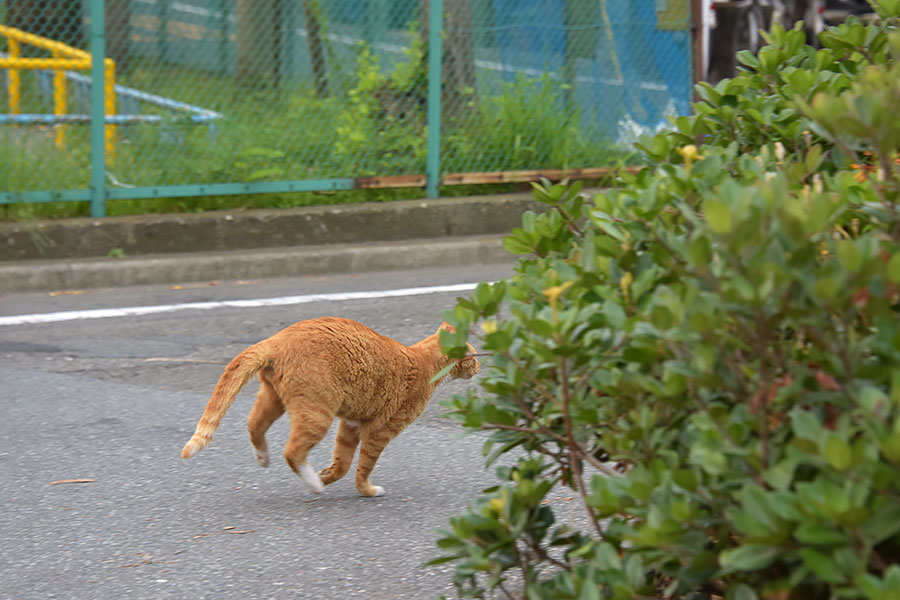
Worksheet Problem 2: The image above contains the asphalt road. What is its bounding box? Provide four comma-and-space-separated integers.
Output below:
0, 264, 518, 600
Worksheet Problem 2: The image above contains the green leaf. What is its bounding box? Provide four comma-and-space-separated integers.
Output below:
691, 446, 728, 476
473, 282, 492, 310
884, 564, 900, 597
624, 554, 644, 588
483, 331, 512, 352
887, 253, 900, 283
530, 318, 555, 339
880, 431, 900, 463
239, 146, 286, 158
577, 579, 601, 600
794, 523, 848, 546
763, 457, 797, 491
860, 386, 888, 413
824, 435, 853, 471
799, 548, 844, 583
807, 195, 836, 233
704, 198, 733, 234
731, 583, 759, 600
429, 363, 457, 384
503, 233, 534, 254
603, 299, 627, 329
805, 144, 825, 173
594, 219, 627, 242
837, 240, 863, 273
673, 469, 698, 492
719, 544, 780, 573
687, 235, 712, 268
791, 410, 824, 443
814, 277, 839, 302
568, 540, 596, 559
736, 50, 761, 69
892, 370, 900, 407
247, 167, 284, 181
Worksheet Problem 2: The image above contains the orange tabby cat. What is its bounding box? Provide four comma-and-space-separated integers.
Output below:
181, 317, 479, 497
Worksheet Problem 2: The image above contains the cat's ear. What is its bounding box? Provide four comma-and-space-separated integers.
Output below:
438, 322, 456, 334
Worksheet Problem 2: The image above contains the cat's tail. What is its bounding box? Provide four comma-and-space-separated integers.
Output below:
181, 345, 270, 460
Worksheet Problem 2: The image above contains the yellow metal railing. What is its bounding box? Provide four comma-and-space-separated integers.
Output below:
0, 24, 116, 153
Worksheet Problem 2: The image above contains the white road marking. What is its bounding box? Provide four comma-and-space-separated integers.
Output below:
0, 283, 479, 327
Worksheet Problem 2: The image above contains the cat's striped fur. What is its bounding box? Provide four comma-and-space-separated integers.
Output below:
181, 317, 478, 497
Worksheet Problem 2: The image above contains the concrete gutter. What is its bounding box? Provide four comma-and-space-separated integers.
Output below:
0, 192, 544, 293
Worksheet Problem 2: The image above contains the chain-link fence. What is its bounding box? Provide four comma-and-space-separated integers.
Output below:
1, 0, 694, 216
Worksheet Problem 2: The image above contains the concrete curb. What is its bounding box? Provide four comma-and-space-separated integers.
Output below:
0, 192, 545, 294
0, 235, 515, 294
0, 193, 543, 261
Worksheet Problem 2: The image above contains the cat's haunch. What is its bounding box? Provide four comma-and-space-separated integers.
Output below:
181, 318, 479, 497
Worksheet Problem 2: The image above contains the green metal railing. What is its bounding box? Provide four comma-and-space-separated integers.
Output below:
1, 0, 695, 217
88, 0, 105, 217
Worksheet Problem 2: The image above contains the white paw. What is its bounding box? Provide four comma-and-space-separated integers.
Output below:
253, 448, 269, 468
298, 463, 325, 494
370, 486, 385, 497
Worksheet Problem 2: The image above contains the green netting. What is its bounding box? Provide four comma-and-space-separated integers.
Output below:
1, 0, 693, 200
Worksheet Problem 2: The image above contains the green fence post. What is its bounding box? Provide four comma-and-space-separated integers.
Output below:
425, 0, 443, 199
89, 0, 107, 218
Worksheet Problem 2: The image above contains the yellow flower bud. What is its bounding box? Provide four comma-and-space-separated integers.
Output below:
677, 144, 700, 162
677, 144, 702, 176
481, 320, 498, 335
542, 280, 575, 309
620, 271, 634, 301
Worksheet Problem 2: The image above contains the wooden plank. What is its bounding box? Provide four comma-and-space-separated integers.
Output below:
351, 167, 640, 190
353, 175, 427, 189
440, 167, 639, 186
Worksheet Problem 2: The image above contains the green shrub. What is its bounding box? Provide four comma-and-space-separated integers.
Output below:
433, 3, 900, 598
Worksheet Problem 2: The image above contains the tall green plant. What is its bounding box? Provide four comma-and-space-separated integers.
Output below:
443, 74, 624, 172
432, 3, 900, 598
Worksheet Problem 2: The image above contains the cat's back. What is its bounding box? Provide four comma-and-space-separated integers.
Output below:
271, 317, 402, 365
265, 317, 408, 405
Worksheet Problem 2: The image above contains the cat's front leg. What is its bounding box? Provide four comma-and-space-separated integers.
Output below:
283, 409, 331, 494
355, 426, 394, 497
319, 419, 361, 485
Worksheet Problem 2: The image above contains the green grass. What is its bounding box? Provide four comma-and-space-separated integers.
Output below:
1, 55, 631, 221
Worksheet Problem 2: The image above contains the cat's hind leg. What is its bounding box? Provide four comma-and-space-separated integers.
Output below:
319, 419, 361, 485
283, 403, 333, 494
247, 375, 284, 468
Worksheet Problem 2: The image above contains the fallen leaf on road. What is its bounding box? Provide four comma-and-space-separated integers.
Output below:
48, 479, 95, 485
227, 530, 254, 534
121, 553, 155, 568
222, 526, 236, 530
49, 290, 85, 296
